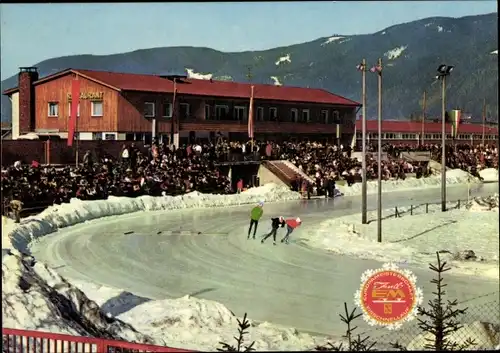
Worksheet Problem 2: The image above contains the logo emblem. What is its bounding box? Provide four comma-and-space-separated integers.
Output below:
354, 262, 424, 330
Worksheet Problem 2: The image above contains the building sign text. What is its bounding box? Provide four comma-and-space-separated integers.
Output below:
67, 92, 104, 100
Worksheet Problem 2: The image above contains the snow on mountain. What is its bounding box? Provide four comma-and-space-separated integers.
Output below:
186, 68, 213, 80
437, 25, 444, 32
275, 54, 291, 66
384, 45, 408, 60
270, 76, 282, 86
321, 36, 344, 46
491, 50, 498, 55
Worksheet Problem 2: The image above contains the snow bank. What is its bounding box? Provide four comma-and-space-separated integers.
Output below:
480, 168, 498, 183
301, 195, 499, 280
2, 252, 159, 350
2, 183, 300, 254
337, 169, 480, 196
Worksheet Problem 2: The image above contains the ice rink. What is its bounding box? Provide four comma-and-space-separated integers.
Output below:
31, 183, 499, 337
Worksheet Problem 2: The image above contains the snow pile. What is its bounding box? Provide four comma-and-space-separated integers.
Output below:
275, 54, 291, 66
1, 252, 160, 347
407, 321, 500, 350
186, 68, 213, 80
384, 45, 407, 60
337, 169, 480, 196
301, 196, 499, 280
467, 194, 499, 212
3, 183, 300, 253
270, 76, 282, 86
480, 168, 498, 182
321, 36, 344, 46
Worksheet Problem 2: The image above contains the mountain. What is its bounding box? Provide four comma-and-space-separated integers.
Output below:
1, 12, 498, 123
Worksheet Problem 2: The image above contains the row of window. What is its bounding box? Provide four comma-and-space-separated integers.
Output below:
356, 132, 497, 140
144, 102, 343, 124
48, 101, 103, 117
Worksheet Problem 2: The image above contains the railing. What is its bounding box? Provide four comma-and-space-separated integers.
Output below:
2, 328, 193, 353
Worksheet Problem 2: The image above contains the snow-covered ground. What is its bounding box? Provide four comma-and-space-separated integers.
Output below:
185, 68, 213, 80
480, 167, 498, 182
338, 168, 480, 196
384, 45, 407, 60
275, 54, 291, 66
270, 76, 282, 86
301, 194, 500, 280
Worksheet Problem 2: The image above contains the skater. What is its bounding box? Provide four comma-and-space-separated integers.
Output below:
281, 217, 302, 244
248, 201, 264, 239
261, 216, 286, 245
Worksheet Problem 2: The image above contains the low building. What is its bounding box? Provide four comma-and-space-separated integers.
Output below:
354, 120, 498, 146
3, 67, 361, 145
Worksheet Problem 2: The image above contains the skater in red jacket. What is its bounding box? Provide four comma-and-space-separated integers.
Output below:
280, 217, 302, 244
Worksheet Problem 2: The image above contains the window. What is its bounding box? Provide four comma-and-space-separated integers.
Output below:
104, 133, 116, 140
92, 132, 102, 140
301, 109, 310, 123
320, 110, 329, 124
424, 134, 433, 139
333, 110, 341, 124
215, 105, 229, 120
205, 105, 211, 119
234, 106, 246, 121
144, 102, 155, 117
290, 108, 298, 122
67, 103, 80, 117
179, 103, 190, 119
257, 107, 264, 121
162, 102, 172, 118
91, 101, 103, 117
48, 102, 59, 117
269, 107, 278, 121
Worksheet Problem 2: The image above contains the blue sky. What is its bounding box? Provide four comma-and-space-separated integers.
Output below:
0, 1, 497, 80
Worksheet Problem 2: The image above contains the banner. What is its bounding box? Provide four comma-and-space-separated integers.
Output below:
67, 79, 80, 147
450, 109, 461, 138
248, 85, 255, 139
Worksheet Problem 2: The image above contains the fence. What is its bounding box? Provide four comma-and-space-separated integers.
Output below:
363, 291, 500, 350
2, 328, 193, 353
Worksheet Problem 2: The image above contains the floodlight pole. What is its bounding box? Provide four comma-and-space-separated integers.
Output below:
361, 59, 368, 224
376, 58, 382, 243
440, 74, 447, 212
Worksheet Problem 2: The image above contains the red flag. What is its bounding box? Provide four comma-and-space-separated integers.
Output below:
68, 79, 80, 147
248, 85, 255, 139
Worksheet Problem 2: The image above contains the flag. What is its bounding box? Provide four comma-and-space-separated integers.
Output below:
67, 79, 80, 147
450, 109, 461, 138
248, 85, 255, 139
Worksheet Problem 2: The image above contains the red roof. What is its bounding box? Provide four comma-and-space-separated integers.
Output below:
3, 69, 361, 106
355, 120, 498, 134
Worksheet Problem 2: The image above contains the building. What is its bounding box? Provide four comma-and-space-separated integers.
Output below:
3, 67, 361, 145
354, 120, 498, 146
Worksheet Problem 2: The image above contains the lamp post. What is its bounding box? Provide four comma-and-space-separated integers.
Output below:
370, 58, 383, 243
436, 64, 453, 212
356, 59, 368, 224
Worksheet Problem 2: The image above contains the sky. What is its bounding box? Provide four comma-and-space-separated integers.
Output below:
0, 1, 497, 80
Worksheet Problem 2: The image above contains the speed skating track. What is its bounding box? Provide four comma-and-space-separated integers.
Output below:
32, 183, 500, 337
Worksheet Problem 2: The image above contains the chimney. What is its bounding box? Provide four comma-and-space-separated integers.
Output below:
18, 67, 39, 134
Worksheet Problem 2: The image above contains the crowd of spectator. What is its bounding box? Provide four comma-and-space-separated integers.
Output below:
2, 137, 497, 219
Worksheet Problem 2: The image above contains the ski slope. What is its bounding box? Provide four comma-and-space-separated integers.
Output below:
30, 183, 499, 338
